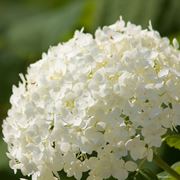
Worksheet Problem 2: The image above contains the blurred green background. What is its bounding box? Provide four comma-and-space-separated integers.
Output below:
0, 0, 180, 179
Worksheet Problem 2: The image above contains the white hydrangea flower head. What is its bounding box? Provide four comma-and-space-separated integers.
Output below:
2, 17, 180, 180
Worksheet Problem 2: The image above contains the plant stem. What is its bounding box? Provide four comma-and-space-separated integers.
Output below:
153, 153, 180, 179
135, 158, 146, 177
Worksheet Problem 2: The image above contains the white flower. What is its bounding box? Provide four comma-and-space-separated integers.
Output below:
142, 123, 167, 147
2, 17, 180, 180
125, 161, 137, 172
125, 136, 147, 160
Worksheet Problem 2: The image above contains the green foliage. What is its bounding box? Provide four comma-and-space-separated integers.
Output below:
5, 1, 85, 59
138, 169, 159, 180
158, 162, 180, 180
126, 168, 159, 180
165, 135, 180, 150
0, 139, 9, 169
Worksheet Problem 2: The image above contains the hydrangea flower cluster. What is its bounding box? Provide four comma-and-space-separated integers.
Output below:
2, 17, 180, 180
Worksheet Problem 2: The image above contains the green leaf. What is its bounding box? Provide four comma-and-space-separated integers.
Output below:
171, 162, 180, 177
158, 171, 172, 180
158, 161, 180, 180
165, 135, 180, 150
139, 168, 158, 180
